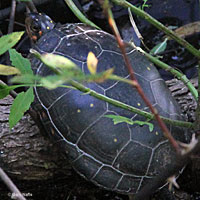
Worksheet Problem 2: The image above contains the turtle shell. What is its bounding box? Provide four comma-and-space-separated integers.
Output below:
31, 23, 187, 194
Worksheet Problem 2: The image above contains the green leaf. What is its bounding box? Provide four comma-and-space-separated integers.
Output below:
105, 114, 135, 125
0, 32, 24, 55
30, 49, 78, 72
150, 38, 168, 55
11, 74, 40, 85
0, 64, 21, 75
40, 75, 67, 89
9, 87, 34, 129
87, 68, 114, 83
0, 84, 26, 99
105, 114, 154, 132
133, 120, 154, 132
9, 49, 33, 75
0, 84, 10, 99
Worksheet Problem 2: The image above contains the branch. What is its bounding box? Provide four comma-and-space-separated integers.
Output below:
111, 0, 200, 59
69, 80, 192, 128
137, 47, 198, 101
64, 0, 100, 29
0, 167, 26, 200
103, 0, 182, 153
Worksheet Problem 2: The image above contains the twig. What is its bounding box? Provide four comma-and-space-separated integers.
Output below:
104, 0, 181, 153
64, 0, 100, 29
8, 0, 16, 33
24, 1, 38, 13
127, 7, 149, 50
137, 47, 198, 101
0, 78, 192, 129
69, 80, 192, 128
128, 8, 142, 42
0, 0, 49, 20
6, 0, 16, 71
111, 0, 200, 59
0, 167, 26, 200
194, 60, 200, 132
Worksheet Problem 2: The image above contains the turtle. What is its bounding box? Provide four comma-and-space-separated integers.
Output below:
25, 12, 188, 195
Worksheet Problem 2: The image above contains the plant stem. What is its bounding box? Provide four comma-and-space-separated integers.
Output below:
64, 0, 100, 29
2, 78, 193, 129
0, 167, 26, 200
137, 47, 198, 101
194, 60, 200, 131
111, 0, 200, 59
105, 0, 183, 153
69, 80, 193, 129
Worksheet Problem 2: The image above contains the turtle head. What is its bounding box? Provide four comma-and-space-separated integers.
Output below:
25, 13, 55, 42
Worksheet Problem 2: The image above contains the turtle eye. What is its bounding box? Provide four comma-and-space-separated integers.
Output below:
31, 23, 40, 32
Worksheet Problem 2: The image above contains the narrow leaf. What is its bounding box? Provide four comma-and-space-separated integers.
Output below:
40, 75, 67, 89
132, 120, 154, 132
30, 49, 78, 72
88, 68, 114, 83
150, 38, 168, 55
95, 68, 114, 82
0, 84, 10, 99
105, 114, 134, 125
9, 49, 33, 75
0, 32, 24, 55
87, 51, 98, 74
105, 114, 154, 132
9, 87, 34, 129
0, 64, 21, 75
0, 84, 27, 99
11, 74, 40, 84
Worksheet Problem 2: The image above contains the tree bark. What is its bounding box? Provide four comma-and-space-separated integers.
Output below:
0, 78, 198, 181
166, 77, 197, 122
0, 96, 73, 180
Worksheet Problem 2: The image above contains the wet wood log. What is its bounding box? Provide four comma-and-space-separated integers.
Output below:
166, 77, 197, 122
0, 96, 73, 180
0, 78, 198, 181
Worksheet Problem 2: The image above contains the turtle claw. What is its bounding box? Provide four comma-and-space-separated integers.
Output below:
178, 134, 198, 155
167, 175, 180, 191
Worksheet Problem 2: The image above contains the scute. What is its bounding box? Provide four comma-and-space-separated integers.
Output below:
130, 119, 167, 148
116, 175, 142, 193
151, 79, 181, 115
83, 51, 128, 89
92, 166, 122, 189
32, 23, 188, 194
113, 141, 152, 176
35, 30, 61, 53
48, 83, 106, 140
106, 75, 155, 118
55, 35, 102, 61
72, 154, 102, 179
148, 142, 176, 176
77, 112, 131, 165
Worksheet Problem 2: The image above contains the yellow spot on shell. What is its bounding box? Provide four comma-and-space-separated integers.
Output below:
114, 138, 117, 142
47, 26, 50, 30
137, 103, 141, 106
155, 131, 159, 135
90, 103, 94, 107
77, 109, 81, 113
147, 67, 151, 71
50, 20, 53, 23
